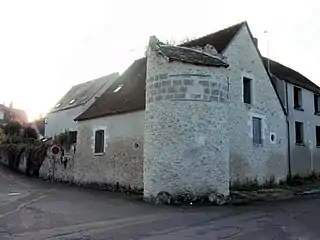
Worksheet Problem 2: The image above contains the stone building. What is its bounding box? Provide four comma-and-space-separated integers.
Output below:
73, 21, 292, 199
45, 72, 119, 138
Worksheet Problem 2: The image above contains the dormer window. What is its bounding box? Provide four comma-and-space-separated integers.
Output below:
69, 99, 75, 105
113, 84, 123, 93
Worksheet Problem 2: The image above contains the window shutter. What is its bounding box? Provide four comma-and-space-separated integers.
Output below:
253, 117, 262, 144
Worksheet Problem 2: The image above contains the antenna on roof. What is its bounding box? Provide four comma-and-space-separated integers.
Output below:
264, 30, 270, 74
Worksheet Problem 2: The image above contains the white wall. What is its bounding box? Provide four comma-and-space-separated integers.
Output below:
286, 83, 320, 175
74, 111, 144, 189
45, 105, 86, 137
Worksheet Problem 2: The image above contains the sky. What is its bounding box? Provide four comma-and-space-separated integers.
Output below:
0, 0, 319, 121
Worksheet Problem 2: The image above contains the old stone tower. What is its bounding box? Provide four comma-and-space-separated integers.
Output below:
144, 36, 230, 199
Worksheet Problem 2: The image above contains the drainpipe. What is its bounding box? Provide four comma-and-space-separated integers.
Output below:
285, 81, 292, 179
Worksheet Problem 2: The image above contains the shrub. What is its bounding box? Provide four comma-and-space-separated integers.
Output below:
24, 127, 38, 139
0, 128, 5, 143
4, 121, 21, 136
1, 141, 47, 176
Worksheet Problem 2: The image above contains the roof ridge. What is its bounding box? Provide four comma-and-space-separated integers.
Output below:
70, 72, 119, 88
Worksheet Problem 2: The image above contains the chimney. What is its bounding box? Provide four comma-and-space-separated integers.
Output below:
9, 101, 13, 109
253, 38, 258, 48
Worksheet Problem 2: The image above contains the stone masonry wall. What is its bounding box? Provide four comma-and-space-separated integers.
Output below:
73, 111, 144, 189
144, 44, 230, 199
146, 73, 228, 104
224, 25, 288, 183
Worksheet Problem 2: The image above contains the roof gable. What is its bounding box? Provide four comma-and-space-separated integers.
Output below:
262, 57, 320, 94
181, 22, 245, 53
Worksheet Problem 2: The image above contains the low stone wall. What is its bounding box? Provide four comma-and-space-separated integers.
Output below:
39, 149, 75, 183
0, 144, 142, 194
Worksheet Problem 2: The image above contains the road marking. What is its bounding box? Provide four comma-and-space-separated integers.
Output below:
0, 192, 50, 219
8, 193, 21, 196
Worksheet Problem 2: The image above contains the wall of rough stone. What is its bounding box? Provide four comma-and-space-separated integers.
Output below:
39, 148, 75, 182
73, 111, 144, 189
224, 25, 288, 183
144, 43, 230, 199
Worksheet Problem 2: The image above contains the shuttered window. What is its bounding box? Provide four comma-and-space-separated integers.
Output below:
94, 130, 105, 153
252, 117, 262, 145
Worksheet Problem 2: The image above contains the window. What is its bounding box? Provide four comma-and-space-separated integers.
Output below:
316, 126, 320, 147
314, 94, 320, 114
243, 77, 252, 104
69, 131, 77, 144
252, 117, 262, 145
113, 84, 124, 93
55, 103, 61, 108
295, 121, 304, 144
293, 86, 302, 109
0, 111, 4, 120
69, 99, 75, 105
94, 130, 105, 153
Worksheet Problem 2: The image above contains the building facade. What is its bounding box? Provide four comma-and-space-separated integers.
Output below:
73, 22, 289, 199
45, 73, 119, 138
269, 64, 320, 176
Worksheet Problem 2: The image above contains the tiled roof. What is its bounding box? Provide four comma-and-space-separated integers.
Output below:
78, 21, 318, 120
75, 24, 244, 121
262, 57, 320, 94
75, 23, 245, 121
157, 45, 228, 67
51, 72, 119, 113
75, 58, 146, 121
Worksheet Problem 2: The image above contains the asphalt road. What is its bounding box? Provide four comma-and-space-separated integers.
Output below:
1, 167, 320, 239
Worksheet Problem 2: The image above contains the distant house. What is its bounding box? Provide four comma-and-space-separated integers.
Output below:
0, 104, 28, 126
45, 72, 119, 138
